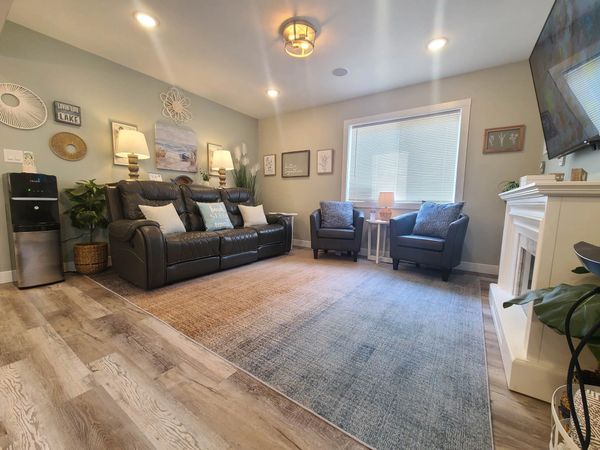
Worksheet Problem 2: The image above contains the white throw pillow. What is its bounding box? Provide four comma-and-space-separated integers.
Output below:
239, 204, 268, 226
139, 203, 186, 235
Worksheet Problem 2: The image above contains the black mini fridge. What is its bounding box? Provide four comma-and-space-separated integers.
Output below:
3, 173, 64, 288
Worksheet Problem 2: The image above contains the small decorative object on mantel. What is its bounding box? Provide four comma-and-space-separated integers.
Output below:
282, 150, 310, 178
571, 168, 588, 181
49, 132, 87, 161
483, 124, 526, 153
378, 191, 394, 220
551, 172, 565, 181
0, 83, 47, 129
111, 121, 137, 166
317, 148, 334, 174
519, 174, 557, 186
263, 154, 276, 176
160, 86, 192, 124
53, 101, 81, 126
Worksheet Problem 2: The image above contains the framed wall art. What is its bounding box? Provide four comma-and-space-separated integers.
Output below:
483, 125, 526, 154
207, 143, 223, 176
316, 148, 334, 174
263, 154, 276, 176
111, 121, 137, 166
155, 121, 198, 173
282, 150, 310, 178
53, 101, 81, 126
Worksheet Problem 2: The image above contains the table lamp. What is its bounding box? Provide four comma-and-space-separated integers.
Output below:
115, 129, 150, 180
211, 149, 234, 187
378, 191, 394, 220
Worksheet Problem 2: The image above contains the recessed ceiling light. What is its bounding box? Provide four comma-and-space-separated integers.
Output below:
427, 37, 448, 52
266, 88, 280, 98
134, 12, 159, 28
332, 67, 349, 77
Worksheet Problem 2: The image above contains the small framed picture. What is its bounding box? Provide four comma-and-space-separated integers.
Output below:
111, 121, 137, 165
316, 148, 334, 174
263, 154, 276, 176
207, 142, 222, 177
54, 101, 81, 126
148, 173, 163, 181
483, 125, 526, 153
282, 150, 310, 178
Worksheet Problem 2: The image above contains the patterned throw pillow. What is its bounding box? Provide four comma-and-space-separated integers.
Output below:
320, 201, 354, 229
412, 201, 464, 238
196, 202, 234, 231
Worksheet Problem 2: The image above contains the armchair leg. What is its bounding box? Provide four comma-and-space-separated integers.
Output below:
313, 249, 318, 259
353, 251, 358, 262
393, 259, 399, 270
442, 269, 451, 282
346, 250, 351, 256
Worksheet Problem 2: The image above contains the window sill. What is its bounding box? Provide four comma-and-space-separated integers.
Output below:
350, 201, 422, 210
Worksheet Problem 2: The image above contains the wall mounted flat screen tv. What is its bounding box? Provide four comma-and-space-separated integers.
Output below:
530, 0, 600, 159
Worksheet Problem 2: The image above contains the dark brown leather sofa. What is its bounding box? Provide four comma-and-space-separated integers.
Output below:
105, 181, 291, 289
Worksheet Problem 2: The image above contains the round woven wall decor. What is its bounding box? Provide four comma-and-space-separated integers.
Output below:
49, 132, 87, 161
0, 83, 48, 129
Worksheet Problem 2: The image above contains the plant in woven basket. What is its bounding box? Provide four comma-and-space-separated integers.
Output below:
64, 179, 109, 274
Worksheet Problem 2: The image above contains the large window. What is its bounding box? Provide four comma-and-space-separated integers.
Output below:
342, 99, 470, 206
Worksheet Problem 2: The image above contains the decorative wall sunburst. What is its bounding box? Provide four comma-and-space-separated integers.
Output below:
160, 87, 192, 124
0, 83, 48, 129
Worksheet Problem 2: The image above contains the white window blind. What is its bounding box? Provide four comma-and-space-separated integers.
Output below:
347, 109, 462, 203
564, 54, 600, 133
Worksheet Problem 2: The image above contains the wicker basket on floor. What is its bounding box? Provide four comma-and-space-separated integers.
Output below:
73, 242, 108, 274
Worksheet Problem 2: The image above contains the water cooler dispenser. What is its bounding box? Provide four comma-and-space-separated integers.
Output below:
3, 173, 64, 288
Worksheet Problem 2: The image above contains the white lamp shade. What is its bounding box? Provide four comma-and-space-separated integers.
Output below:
378, 191, 395, 206
212, 149, 234, 170
115, 129, 150, 159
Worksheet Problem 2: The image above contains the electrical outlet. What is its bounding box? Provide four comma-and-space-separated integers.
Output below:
3, 149, 24, 163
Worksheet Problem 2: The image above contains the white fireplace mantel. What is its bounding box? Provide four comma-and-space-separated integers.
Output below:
490, 180, 600, 402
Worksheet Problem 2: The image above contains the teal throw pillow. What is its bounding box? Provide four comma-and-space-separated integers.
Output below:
196, 202, 233, 231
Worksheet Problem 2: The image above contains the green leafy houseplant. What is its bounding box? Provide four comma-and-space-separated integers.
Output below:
232, 143, 260, 197
499, 180, 519, 193
64, 179, 109, 274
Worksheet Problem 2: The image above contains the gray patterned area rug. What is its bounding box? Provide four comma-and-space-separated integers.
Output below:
92, 249, 492, 449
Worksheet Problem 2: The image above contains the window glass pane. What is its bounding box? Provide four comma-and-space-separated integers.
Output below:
347, 109, 461, 203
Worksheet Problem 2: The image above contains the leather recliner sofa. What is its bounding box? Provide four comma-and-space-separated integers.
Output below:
105, 181, 291, 289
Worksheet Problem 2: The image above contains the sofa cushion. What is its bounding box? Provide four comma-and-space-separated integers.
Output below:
317, 227, 355, 239
413, 201, 464, 238
117, 180, 187, 226
139, 203, 186, 235
196, 202, 234, 231
165, 231, 220, 265
216, 228, 258, 255
394, 234, 445, 252
180, 184, 221, 231
220, 188, 255, 228
249, 223, 285, 246
239, 204, 268, 226
320, 201, 354, 229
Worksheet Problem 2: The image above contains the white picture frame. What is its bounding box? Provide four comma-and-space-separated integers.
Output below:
317, 148, 334, 174
207, 142, 222, 177
263, 154, 276, 176
111, 121, 137, 166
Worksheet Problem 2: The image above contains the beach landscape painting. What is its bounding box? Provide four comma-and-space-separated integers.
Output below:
155, 121, 198, 172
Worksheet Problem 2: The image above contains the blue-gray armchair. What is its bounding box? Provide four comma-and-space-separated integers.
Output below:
389, 211, 469, 281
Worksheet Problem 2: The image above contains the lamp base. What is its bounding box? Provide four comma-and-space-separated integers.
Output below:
218, 168, 226, 188
379, 207, 392, 221
127, 153, 140, 180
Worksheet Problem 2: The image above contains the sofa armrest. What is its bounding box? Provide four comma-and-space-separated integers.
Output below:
265, 214, 293, 252
390, 211, 418, 237
353, 209, 365, 248
310, 209, 321, 248
442, 214, 470, 268
108, 219, 160, 242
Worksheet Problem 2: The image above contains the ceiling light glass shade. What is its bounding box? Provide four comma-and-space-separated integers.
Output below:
266, 88, 280, 98
134, 12, 159, 28
116, 129, 150, 158
427, 37, 448, 52
281, 19, 316, 58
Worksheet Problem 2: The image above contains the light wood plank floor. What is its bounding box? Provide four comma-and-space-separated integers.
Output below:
0, 274, 550, 449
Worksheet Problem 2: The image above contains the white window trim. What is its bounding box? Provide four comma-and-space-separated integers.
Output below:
341, 98, 471, 209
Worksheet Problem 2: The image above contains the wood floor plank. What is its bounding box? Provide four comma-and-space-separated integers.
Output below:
90, 352, 229, 450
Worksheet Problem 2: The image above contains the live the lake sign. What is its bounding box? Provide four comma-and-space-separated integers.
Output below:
53, 101, 81, 126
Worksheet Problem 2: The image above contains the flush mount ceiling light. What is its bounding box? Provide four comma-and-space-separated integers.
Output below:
427, 37, 448, 52
266, 88, 280, 98
134, 12, 159, 28
279, 18, 318, 58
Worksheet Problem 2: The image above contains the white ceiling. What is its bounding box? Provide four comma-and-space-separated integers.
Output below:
7, 0, 554, 119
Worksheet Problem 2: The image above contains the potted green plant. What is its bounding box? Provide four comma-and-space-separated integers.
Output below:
232, 143, 260, 197
64, 179, 109, 274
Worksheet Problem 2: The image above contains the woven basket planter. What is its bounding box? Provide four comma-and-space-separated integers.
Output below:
73, 242, 108, 274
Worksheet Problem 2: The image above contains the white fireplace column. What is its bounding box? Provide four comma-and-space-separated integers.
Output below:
490, 181, 600, 402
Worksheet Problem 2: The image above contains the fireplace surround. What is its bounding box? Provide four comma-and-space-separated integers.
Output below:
490, 180, 600, 401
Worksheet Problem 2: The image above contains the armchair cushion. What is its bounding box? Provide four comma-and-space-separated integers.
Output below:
317, 227, 355, 239
320, 201, 354, 229
413, 201, 464, 238
395, 235, 445, 252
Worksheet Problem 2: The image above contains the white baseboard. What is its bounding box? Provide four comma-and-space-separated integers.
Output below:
0, 258, 111, 284
292, 238, 499, 275
0, 270, 14, 284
